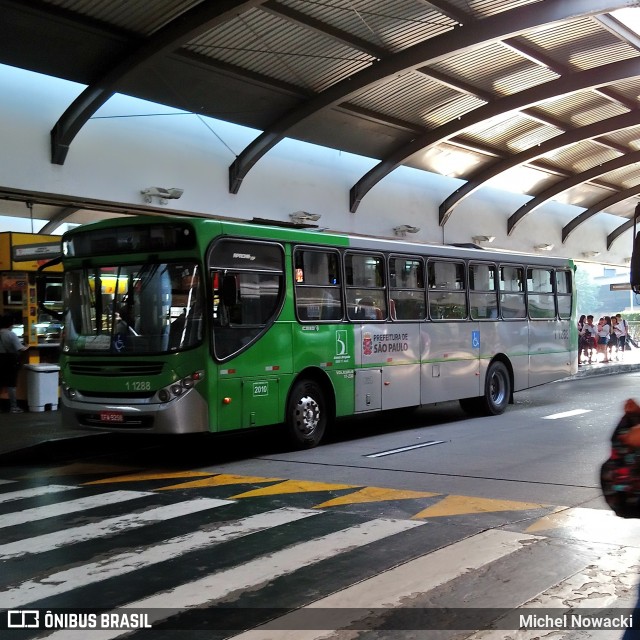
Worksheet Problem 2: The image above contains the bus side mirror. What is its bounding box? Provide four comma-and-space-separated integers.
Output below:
222, 275, 238, 305
632, 203, 640, 294
632, 232, 640, 294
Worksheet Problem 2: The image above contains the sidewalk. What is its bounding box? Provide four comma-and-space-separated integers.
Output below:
2, 349, 640, 463
570, 346, 640, 379
0, 408, 113, 464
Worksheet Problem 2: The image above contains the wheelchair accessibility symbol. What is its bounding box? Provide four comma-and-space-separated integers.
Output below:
471, 330, 480, 349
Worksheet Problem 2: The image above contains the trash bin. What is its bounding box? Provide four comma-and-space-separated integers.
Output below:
24, 363, 60, 412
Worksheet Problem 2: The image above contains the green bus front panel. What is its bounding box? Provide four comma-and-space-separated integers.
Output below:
216, 377, 282, 430
212, 322, 293, 432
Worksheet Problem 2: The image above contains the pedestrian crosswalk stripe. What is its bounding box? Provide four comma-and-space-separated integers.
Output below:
0, 497, 232, 560
228, 529, 536, 640
0, 507, 319, 609
1, 476, 635, 638
231, 479, 358, 499
0, 490, 151, 529
0, 484, 80, 504
411, 495, 547, 519
45, 518, 425, 640
314, 486, 439, 509
157, 473, 284, 491
85, 470, 214, 485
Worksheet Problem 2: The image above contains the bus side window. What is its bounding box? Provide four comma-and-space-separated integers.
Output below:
345, 252, 386, 321
499, 264, 526, 319
355, 296, 383, 320
389, 256, 424, 320
527, 267, 555, 319
470, 262, 498, 320
209, 239, 285, 360
428, 260, 467, 320
294, 249, 343, 322
556, 270, 572, 319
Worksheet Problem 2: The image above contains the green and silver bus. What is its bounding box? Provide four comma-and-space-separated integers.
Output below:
54, 216, 576, 448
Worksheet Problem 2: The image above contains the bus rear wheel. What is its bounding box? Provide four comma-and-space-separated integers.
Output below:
286, 380, 327, 449
460, 361, 511, 416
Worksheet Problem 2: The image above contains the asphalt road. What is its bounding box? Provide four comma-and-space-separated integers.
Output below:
58, 369, 633, 510
3, 374, 640, 639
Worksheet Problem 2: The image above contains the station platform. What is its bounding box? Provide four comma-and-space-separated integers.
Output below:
2, 350, 640, 463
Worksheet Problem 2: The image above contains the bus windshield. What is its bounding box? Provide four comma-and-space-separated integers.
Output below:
62, 262, 203, 355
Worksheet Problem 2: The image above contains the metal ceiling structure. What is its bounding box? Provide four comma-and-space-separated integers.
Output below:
2, 0, 640, 247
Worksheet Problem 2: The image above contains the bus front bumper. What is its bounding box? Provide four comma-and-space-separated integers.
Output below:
60, 389, 209, 434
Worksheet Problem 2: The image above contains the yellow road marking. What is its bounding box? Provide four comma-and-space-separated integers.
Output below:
65, 467, 555, 520
231, 479, 358, 499
314, 486, 440, 509
84, 470, 213, 485
157, 474, 284, 491
524, 507, 571, 532
412, 495, 547, 519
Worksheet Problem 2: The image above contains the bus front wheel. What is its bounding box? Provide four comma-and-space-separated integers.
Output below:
286, 380, 327, 449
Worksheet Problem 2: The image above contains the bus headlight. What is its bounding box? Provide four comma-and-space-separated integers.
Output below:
157, 371, 204, 403
63, 385, 77, 400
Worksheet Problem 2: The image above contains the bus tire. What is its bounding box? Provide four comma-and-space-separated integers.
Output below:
285, 379, 327, 449
481, 361, 510, 415
459, 361, 510, 416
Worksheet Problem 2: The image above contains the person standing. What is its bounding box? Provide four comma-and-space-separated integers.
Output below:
0, 315, 28, 413
583, 315, 597, 364
609, 315, 619, 361
596, 316, 611, 363
577, 314, 587, 365
616, 313, 628, 360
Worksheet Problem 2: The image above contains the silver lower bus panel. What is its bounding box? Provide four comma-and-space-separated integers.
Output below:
61, 388, 209, 434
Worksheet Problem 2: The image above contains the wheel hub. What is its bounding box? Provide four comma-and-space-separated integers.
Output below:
296, 395, 320, 434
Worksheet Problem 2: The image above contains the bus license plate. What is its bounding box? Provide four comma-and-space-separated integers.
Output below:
100, 411, 124, 423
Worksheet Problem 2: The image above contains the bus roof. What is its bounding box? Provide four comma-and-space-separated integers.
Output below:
63, 214, 574, 268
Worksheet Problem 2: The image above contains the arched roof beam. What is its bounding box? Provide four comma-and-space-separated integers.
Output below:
50, 0, 266, 165
39, 207, 80, 235
229, 0, 627, 195
507, 149, 640, 235
440, 109, 640, 224
352, 54, 640, 214
607, 218, 634, 250
562, 186, 640, 243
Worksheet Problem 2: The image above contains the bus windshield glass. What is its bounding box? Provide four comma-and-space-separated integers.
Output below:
62, 262, 203, 354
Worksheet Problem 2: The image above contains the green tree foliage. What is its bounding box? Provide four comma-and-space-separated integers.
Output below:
575, 266, 601, 314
